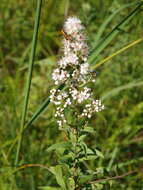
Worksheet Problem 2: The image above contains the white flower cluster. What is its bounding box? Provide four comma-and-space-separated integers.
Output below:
50, 17, 104, 128
63, 17, 84, 35
69, 87, 91, 103
81, 100, 104, 118
52, 68, 70, 85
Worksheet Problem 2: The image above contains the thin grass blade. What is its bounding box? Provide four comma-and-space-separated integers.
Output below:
92, 38, 143, 69
101, 80, 143, 101
92, 2, 137, 46
15, 0, 43, 165
89, 2, 143, 64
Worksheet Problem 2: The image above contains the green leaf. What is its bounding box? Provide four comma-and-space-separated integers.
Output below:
47, 142, 71, 154
82, 127, 95, 133
80, 174, 94, 184
78, 155, 98, 162
78, 143, 98, 161
91, 183, 104, 189
78, 135, 87, 142
80, 142, 94, 155
60, 152, 74, 164
67, 178, 75, 190
95, 149, 104, 158
49, 165, 66, 189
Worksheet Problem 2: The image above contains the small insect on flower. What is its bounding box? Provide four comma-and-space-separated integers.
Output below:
61, 29, 72, 41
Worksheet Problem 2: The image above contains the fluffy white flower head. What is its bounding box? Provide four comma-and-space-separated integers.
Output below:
64, 17, 84, 35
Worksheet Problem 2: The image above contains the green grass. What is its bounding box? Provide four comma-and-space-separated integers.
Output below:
15, 0, 43, 167
0, 0, 143, 189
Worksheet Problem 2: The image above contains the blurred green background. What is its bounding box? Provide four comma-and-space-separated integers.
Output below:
0, 0, 143, 189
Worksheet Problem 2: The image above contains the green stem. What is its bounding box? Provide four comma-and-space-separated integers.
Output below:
15, 0, 43, 166
71, 126, 80, 189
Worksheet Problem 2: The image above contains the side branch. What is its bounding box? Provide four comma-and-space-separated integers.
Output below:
89, 170, 137, 184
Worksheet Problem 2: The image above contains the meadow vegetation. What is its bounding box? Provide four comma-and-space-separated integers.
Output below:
0, 0, 143, 189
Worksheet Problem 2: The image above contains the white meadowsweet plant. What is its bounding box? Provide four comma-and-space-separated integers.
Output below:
48, 17, 104, 189
50, 17, 104, 128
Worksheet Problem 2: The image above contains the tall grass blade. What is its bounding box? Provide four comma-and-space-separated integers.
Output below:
89, 2, 143, 64
92, 2, 137, 46
15, 0, 43, 165
101, 80, 143, 101
92, 38, 143, 69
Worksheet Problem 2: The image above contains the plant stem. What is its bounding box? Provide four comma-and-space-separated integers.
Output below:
71, 126, 80, 189
15, 0, 43, 166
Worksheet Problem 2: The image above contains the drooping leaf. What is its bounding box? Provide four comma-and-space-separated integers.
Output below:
49, 165, 66, 189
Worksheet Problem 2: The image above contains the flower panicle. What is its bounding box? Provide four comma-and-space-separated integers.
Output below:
50, 16, 104, 128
